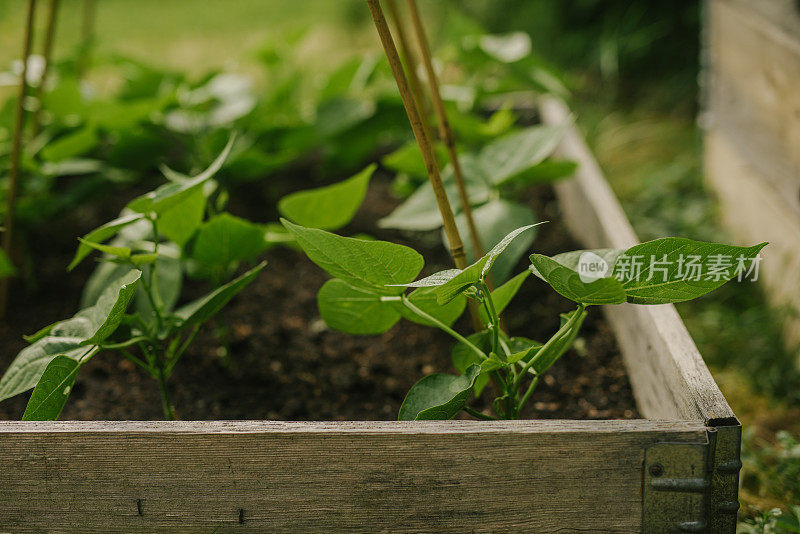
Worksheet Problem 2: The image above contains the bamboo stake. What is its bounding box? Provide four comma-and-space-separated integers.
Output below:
365, 0, 483, 330
32, 0, 60, 136
77, 0, 96, 77
384, 0, 434, 145
405, 0, 485, 261
1, 0, 37, 318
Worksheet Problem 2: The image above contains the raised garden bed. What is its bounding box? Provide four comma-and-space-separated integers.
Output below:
0, 99, 741, 532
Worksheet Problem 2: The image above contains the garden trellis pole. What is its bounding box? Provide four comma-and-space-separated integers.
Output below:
385, 0, 434, 146
365, 0, 483, 331
0, 0, 38, 318
33, 0, 61, 136
405, 0, 486, 262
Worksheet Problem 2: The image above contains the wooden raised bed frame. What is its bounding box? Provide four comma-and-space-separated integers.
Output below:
0, 99, 740, 533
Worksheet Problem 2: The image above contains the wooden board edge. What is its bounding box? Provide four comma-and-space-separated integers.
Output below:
540, 97, 736, 424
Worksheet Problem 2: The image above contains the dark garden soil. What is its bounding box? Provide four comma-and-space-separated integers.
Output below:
0, 171, 639, 421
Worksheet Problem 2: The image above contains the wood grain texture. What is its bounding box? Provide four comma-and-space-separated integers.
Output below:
0, 419, 707, 532
705, 0, 800, 356
540, 98, 736, 424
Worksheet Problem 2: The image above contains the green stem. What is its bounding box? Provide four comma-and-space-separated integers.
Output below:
401, 295, 487, 361
513, 304, 585, 391
516, 374, 540, 416
156, 364, 175, 420
479, 282, 499, 356
165, 325, 200, 377
99, 336, 151, 350
121, 349, 152, 375
463, 406, 498, 420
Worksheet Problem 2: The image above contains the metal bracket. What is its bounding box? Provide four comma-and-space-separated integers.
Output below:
707, 420, 742, 533
643, 441, 711, 533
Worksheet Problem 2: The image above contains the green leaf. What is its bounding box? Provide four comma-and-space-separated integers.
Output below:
509, 159, 577, 185
40, 125, 98, 162
191, 213, 268, 270
382, 141, 447, 179
396, 288, 466, 328
282, 219, 423, 295
136, 252, 182, 320
479, 125, 566, 186
127, 134, 234, 214
398, 365, 481, 421
175, 262, 265, 327
479, 270, 529, 324
613, 238, 768, 304
451, 332, 492, 396
448, 199, 538, 283
436, 223, 542, 304
0, 339, 86, 402
68, 213, 146, 270
278, 164, 375, 230
529, 253, 626, 305
378, 153, 491, 231
315, 97, 375, 137
158, 187, 206, 246
77, 238, 133, 261
72, 269, 142, 346
22, 355, 81, 421
317, 279, 400, 334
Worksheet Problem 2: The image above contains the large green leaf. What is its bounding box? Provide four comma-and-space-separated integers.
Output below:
22, 355, 81, 421
398, 365, 481, 421
315, 97, 375, 137
378, 153, 491, 231
158, 187, 206, 246
451, 332, 492, 396
282, 220, 423, 295
448, 199, 538, 283
529, 253, 626, 305
278, 164, 375, 230
191, 213, 269, 270
68, 212, 146, 271
478, 270, 529, 324
396, 288, 466, 328
75, 269, 142, 346
479, 124, 566, 185
175, 262, 266, 327
614, 238, 768, 304
0, 339, 86, 402
127, 135, 234, 214
317, 279, 400, 335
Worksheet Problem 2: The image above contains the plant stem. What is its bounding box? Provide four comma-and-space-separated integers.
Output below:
405, 0, 486, 264
401, 295, 486, 360
463, 406, 498, 420
0, 0, 37, 319
165, 325, 200, 376
513, 304, 585, 391
121, 349, 152, 375
156, 364, 175, 420
384, 0, 434, 144
32, 0, 60, 137
480, 282, 499, 355
516, 374, 540, 417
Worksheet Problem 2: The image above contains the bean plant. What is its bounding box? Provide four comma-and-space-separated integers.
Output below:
0, 138, 275, 420
284, 217, 766, 420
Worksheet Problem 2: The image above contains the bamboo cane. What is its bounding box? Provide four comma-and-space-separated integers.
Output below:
405, 0, 485, 261
78, 0, 96, 77
365, 0, 483, 331
32, 0, 60, 136
0, 0, 38, 318
384, 0, 434, 145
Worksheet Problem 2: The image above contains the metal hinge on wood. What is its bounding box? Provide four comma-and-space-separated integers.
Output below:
643, 421, 742, 534
643, 441, 711, 533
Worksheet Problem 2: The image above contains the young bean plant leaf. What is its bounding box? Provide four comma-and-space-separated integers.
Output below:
22, 354, 82, 421
613, 238, 768, 304
281, 220, 423, 295
398, 364, 481, 421
529, 253, 626, 305
278, 164, 375, 230
397, 288, 466, 328
317, 279, 401, 335
479, 124, 567, 186
175, 261, 266, 327
68, 212, 146, 270
191, 213, 269, 271
451, 332, 492, 396
0, 270, 141, 402
127, 134, 235, 214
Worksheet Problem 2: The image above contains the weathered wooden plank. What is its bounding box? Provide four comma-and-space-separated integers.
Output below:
540, 98, 737, 424
706, 0, 800, 210
0, 419, 707, 532
705, 0, 800, 356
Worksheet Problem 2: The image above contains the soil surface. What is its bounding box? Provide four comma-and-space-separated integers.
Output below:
0, 172, 638, 421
